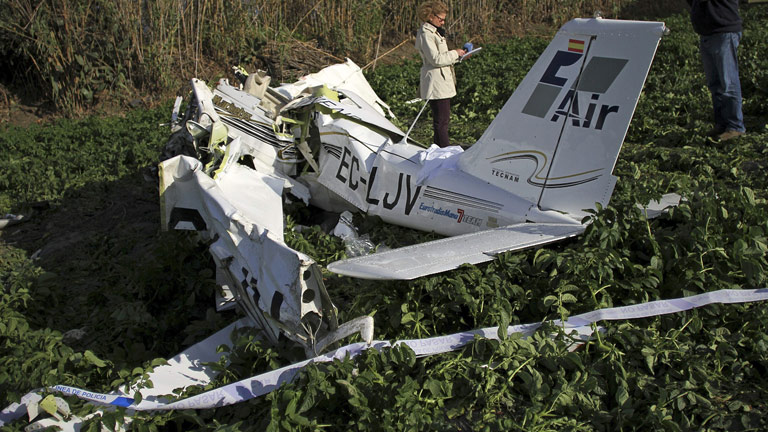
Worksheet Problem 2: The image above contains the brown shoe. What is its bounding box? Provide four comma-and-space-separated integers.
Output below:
718, 130, 745, 141
707, 127, 725, 137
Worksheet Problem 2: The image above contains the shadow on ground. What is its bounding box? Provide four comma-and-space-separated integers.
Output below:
0, 168, 232, 366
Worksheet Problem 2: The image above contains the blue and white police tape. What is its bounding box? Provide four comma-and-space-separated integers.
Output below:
2, 288, 767, 426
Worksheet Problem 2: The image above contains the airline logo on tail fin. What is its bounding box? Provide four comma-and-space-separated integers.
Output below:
522, 43, 629, 131
458, 18, 665, 218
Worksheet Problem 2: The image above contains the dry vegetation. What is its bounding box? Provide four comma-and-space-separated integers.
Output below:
0, 0, 686, 116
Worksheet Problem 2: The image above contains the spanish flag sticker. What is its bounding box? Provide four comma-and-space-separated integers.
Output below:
568, 39, 585, 53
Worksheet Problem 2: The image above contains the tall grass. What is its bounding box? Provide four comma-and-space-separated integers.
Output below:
0, 0, 685, 114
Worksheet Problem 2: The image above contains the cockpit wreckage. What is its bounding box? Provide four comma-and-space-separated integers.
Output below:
159, 18, 672, 357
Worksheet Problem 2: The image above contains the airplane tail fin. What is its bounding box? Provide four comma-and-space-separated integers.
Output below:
458, 18, 666, 219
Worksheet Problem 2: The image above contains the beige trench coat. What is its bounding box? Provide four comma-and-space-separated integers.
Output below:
415, 22, 459, 100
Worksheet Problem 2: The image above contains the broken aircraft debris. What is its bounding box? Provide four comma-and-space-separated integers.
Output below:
159, 18, 670, 356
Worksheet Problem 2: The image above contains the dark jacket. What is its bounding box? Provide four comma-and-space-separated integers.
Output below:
687, 0, 742, 35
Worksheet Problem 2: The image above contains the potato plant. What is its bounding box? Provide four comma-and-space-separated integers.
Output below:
1, 6, 767, 431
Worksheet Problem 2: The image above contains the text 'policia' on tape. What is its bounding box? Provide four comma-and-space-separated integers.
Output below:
1, 288, 767, 427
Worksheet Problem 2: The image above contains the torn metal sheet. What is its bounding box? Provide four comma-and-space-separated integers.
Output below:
159, 154, 367, 355
158, 18, 670, 354
638, 192, 683, 219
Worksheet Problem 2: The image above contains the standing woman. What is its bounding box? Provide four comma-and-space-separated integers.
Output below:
415, 1, 466, 148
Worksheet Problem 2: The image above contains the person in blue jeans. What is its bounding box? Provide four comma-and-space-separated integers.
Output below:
687, 0, 746, 141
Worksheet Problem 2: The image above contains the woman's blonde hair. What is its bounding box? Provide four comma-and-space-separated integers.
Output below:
417, 1, 449, 23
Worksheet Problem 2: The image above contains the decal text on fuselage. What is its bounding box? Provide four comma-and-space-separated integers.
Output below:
334, 146, 423, 215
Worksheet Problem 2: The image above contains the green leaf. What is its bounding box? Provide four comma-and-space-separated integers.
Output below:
498, 308, 510, 340
84, 350, 108, 367
742, 187, 755, 205
102, 411, 117, 431
426, 379, 445, 398
616, 384, 629, 406
150, 358, 168, 367
401, 312, 414, 324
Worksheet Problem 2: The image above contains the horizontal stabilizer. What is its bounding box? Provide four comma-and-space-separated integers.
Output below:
327, 223, 586, 280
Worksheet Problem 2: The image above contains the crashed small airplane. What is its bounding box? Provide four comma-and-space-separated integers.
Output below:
159, 18, 668, 356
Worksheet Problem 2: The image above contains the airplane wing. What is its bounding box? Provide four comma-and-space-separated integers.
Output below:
327, 223, 586, 280
328, 192, 682, 281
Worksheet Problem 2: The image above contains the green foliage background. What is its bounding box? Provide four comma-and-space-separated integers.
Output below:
2, 5, 768, 431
